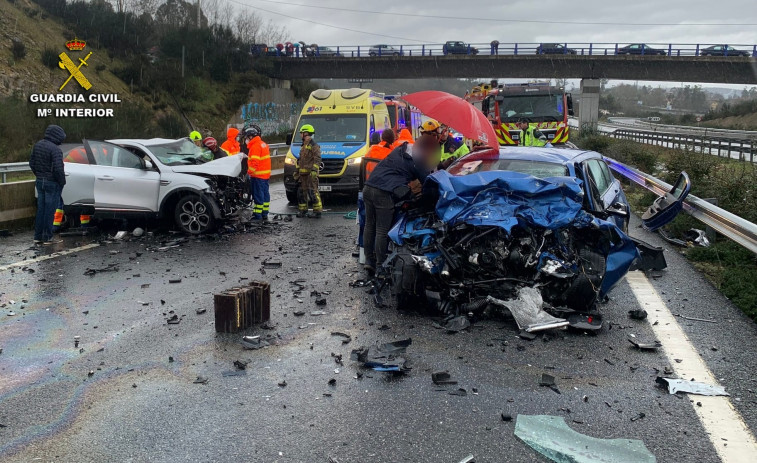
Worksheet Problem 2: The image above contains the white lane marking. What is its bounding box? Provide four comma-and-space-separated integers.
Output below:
626, 271, 757, 462
0, 243, 100, 273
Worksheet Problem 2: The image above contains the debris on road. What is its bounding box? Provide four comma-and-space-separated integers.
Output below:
193, 376, 209, 384
565, 313, 604, 332
233, 360, 249, 370
166, 314, 180, 324
350, 338, 412, 373
539, 373, 561, 394
431, 371, 457, 385
132, 227, 144, 237
628, 336, 661, 351
449, 388, 468, 396
630, 412, 646, 422
501, 413, 513, 422
457, 454, 475, 463
196, 308, 207, 315
241, 335, 276, 350
514, 415, 656, 463
628, 309, 648, 320
113, 231, 128, 240
278, 380, 287, 387
74, 336, 80, 348
293, 310, 306, 316
168, 278, 182, 284
488, 288, 569, 333
262, 259, 283, 269
656, 377, 729, 396
310, 310, 327, 316
331, 332, 352, 344
674, 313, 717, 323
214, 282, 270, 333
441, 316, 471, 333
83, 263, 119, 276
630, 238, 667, 272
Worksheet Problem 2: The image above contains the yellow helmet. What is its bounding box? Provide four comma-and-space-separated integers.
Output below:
189, 130, 202, 141
299, 124, 315, 134
420, 119, 441, 133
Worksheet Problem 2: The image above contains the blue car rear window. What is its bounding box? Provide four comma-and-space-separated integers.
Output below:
448, 159, 568, 178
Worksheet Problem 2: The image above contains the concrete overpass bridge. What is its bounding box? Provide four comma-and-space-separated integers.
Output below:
254, 43, 757, 128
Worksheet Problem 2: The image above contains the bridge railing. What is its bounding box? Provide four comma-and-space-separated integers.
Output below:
264, 42, 757, 58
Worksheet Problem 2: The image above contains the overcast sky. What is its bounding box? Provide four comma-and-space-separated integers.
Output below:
249, 0, 757, 46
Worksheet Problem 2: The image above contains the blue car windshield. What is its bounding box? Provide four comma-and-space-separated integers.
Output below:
448, 158, 568, 178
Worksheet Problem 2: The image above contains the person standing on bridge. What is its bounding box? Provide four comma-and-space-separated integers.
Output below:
245, 125, 271, 220
295, 124, 323, 218
516, 118, 548, 147
29, 124, 66, 245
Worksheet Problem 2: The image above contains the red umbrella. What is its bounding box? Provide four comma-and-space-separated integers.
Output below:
402, 91, 498, 146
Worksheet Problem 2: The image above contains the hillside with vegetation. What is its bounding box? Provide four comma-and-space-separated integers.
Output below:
0, 0, 309, 164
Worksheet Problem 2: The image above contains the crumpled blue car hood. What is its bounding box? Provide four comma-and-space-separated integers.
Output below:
390, 170, 640, 297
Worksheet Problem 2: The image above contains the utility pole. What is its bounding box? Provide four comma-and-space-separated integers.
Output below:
196, 0, 201, 28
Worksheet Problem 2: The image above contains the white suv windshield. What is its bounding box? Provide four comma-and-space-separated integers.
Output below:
147, 139, 210, 165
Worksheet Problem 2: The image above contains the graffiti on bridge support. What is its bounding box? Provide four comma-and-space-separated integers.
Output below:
241, 102, 302, 135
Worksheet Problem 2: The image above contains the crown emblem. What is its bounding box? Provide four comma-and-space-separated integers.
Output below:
66, 38, 86, 51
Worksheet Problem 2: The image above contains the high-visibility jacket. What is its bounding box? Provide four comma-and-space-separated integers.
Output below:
440, 138, 470, 162
395, 128, 414, 147
364, 142, 394, 181
247, 136, 271, 179
520, 126, 547, 147
221, 128, 241, 155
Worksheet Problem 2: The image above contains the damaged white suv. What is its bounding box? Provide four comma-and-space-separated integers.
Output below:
61, 138, 250, 234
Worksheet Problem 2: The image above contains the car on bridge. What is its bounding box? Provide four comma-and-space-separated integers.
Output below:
616, 43, 667, 56
368, 44, 403, 56
443, 41, 479, 55
317, 46, 343, 57
60, 138, 250, 234
700, 45, 751, 57
535, 43, 577, 55
386, 146, 690, 319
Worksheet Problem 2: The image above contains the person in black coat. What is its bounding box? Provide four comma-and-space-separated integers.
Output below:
29, 124, 66, 245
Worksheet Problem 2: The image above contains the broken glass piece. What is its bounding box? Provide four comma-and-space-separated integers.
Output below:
655, 377, 728, 396
514, 415, 657, 463
488, 288, 569, 332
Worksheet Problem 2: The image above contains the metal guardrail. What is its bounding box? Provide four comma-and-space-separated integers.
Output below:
0, 143, 291, 183
604, 156, 757, 254
610, 129, 756, 162
0, 162, 31, 183
606, 118, 757, 139
260, 42, 757, 58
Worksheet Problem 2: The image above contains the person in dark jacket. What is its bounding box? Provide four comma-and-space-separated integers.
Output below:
29, 125, 66, 245
362, 134, 436, 275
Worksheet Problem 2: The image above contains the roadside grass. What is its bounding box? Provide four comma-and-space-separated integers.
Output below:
577, 134, 757, 322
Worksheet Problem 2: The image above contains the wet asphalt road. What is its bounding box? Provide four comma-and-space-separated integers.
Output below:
1, 182, 756, 462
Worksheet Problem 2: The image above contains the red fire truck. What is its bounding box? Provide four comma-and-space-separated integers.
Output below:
384, 96, 423, 139
465, 81, 574, 145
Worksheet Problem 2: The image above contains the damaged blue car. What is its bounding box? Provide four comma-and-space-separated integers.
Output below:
386, 147, 689, 331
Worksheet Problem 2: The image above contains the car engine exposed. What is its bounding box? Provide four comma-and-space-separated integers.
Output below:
387, 169, 640, 332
